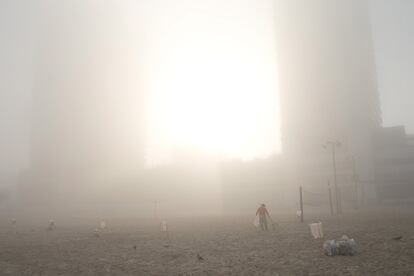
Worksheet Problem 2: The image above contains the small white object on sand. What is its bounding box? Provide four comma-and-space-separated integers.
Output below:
47, 220, 55, 231
161, 220, 168, 232
309, 222, 323, 239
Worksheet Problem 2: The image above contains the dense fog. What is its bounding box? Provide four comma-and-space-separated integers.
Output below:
1, 0, 414, 221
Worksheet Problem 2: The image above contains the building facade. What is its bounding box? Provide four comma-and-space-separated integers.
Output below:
22, 2, 144, 207
373, 126, 414, 201
274, 0, 382, 196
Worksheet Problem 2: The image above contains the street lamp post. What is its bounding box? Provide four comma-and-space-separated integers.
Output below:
324, 140, 341, 215
328, 180, 334, 216
350, 155, 359, 210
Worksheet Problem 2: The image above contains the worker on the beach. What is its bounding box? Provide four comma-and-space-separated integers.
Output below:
256, 203, 270, 231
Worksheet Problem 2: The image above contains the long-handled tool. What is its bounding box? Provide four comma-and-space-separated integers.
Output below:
268, 216, 279, 231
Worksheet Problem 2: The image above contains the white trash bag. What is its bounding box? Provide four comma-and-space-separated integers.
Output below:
309, 222, 323, 239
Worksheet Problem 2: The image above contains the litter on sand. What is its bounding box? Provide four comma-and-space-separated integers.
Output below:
323, 235, 357, 256
309, 222, 323, 239
161, 220, 168, 232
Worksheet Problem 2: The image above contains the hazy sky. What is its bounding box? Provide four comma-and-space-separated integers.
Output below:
0, 1, 39, 175
370, 0, 414, 133
1, 0, 414, 176
143, 0, 279, 165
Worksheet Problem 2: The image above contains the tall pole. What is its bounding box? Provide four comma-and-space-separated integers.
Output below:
351, 156, 358, 210
299, 186, 304, 223
338, 186, 343, 214
328, 180, 334, 216
324, 140, 342, 214
330, 142, 340, 215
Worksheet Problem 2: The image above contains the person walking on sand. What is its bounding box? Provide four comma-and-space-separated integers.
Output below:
256, 203, 270, 231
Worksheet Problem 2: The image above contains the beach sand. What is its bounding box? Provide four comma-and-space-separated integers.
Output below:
1, 211, 413, 275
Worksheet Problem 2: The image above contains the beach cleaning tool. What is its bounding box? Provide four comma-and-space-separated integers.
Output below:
253, 216, 260, 228
269, 217, 278, 230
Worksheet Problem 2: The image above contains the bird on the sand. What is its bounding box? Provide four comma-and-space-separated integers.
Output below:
197, 253, 204, 261
392, 236, 403, 241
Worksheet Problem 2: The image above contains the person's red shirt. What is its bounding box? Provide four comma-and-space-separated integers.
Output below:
256, 206, 269, 217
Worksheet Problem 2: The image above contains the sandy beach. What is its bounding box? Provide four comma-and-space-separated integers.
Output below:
1, 211, 413, 275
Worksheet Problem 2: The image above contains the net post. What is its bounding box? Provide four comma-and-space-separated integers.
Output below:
328, 180, 334, 216
299, 186, 304, 223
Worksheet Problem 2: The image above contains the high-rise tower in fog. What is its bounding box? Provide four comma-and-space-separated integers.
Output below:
274, 0, 381, 186
26, 3, 144, 204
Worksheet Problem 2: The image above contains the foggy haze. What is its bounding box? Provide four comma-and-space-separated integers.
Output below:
1, 1, 414, 275
370, 0, 414, 133
0, 0, 413, 217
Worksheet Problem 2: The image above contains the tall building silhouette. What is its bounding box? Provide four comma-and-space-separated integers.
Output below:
26, 2, 144, 204
274, 0, 381, 189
